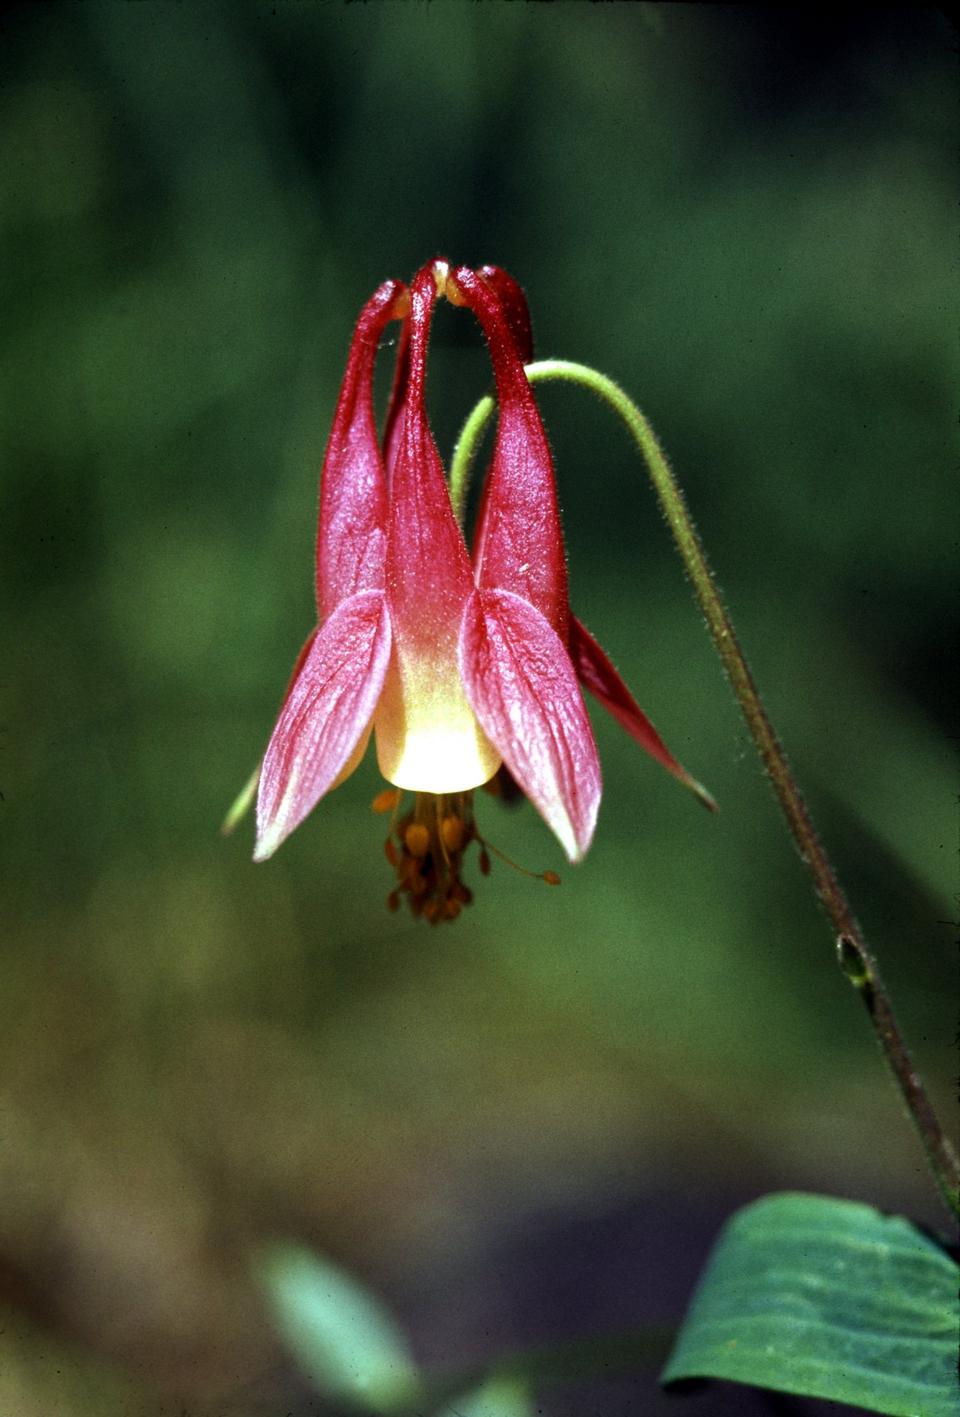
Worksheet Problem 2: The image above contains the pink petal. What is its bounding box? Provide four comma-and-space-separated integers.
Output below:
254, 590, 391, 860
460, 588, 601, 861
450, 265, 568, 636
315, 279, 404, 622
278, 626, 318, 703
570, 615, 717, 811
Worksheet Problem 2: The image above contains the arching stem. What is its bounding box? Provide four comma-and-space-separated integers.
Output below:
449, 358, 959, 1224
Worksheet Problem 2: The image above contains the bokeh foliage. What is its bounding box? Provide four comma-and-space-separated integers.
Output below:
0, 5, 954, 1414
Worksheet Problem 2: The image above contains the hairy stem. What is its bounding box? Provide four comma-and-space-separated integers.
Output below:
450, 358, 959, 1223
449, 390, 495, 527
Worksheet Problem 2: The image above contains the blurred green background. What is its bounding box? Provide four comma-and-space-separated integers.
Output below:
1, 4, 955, 1414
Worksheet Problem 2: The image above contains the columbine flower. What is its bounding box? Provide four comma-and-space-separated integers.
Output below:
251, 259, 712, 922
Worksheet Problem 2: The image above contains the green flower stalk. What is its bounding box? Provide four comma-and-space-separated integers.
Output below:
451, 357, 960, 1225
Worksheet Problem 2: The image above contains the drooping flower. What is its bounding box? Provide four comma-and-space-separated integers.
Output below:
250, 260, 712, 922
447, 263, 715, 860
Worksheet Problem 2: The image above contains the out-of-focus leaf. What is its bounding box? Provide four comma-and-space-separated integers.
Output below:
435, 1376, 534, 1417
258, 1244, 420, 1412
219, 762, 260, 836
419, 1324, 673, 1415
662, 1192, 958, 1417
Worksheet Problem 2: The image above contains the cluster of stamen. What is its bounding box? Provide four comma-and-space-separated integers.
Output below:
372, 783, 561, 925
373, 789, 483, 925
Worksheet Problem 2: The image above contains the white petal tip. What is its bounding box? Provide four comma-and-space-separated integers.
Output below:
684, 774, 719, 814
554, 813, 592, 864
252, 826, 284, 863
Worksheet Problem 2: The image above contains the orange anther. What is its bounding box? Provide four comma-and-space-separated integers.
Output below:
371, 788, 401, 814
433, 259, 467, 306
404, 822, 430, 857
542, 870, 561, 887
384, 837, 401, 869
440, 815, 465, 853
386, 889, 401, 913
390, 289, 411, 320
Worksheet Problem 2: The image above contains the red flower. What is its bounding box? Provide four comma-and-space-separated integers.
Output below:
253, 260, 712, 919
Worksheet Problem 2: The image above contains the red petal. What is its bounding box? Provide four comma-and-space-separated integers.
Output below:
387, 264, 472, 593
315, 279, 405, 621
255, 590, 391, 860
450, 265, 568, 635
570, 615, 717, 811
383, 265, 486, 774
382, 312, 410, 487
477, 265, 534, 363
460, 588, 601, 861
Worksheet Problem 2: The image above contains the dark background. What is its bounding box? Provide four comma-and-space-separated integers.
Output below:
1, 5, 955, 1414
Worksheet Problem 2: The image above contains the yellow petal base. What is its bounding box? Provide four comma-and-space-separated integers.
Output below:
374, 658, 500, 793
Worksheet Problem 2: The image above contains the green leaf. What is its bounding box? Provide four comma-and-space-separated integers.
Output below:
437, 1376, 534, 1417
662, 1192, 959, 1417
258, 1244, 420, 1412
